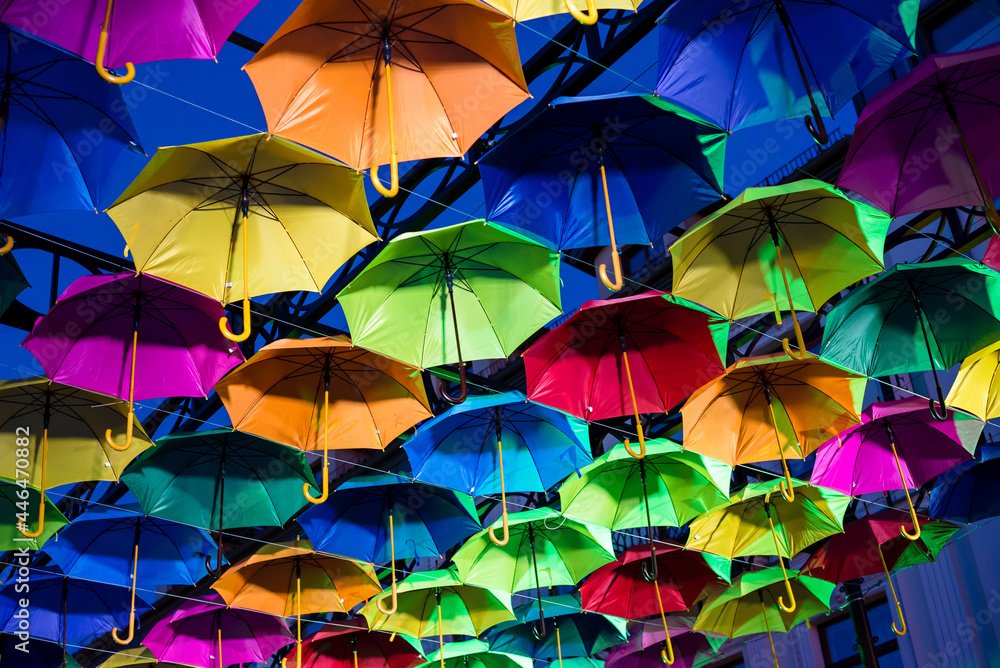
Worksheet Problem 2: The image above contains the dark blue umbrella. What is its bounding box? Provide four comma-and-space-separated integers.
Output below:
0, 26, 143, 219
930, 445, 1000, 524
655, 0, 919, 142
0, 634, 80, 668
479, 93, 726, 290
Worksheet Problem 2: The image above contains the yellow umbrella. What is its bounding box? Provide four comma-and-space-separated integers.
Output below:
109, 134, 378, 342
481, 0, 641, 25
945, 341, 1000, 420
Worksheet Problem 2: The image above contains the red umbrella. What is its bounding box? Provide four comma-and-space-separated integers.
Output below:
523, 292, 728, 459
297, 618, 425, 668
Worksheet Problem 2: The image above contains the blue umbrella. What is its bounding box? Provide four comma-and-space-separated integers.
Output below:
479, 93, 726, 290
297, 470, 482, 616
0, 26, 143, 220
655, 0, 919, 142
930, 445, 1000, 524
0, 634, 81, 668
43, 502, 221, 645
402, 391, 592, 546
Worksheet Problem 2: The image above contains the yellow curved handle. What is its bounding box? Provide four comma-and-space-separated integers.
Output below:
597, 164, 623, 291
437, 602, 446, 668
19, 428, 47, 539
766, 399, 795, 503
489, 437, 510, 546
112, 544, 138, 644
772, 240, 809, 360
766, 510, 797, 613
777, 574, 797, 613
653, 579, 674, 665
220, 297, 251, 342
304, 389, 331, 504
106, 328, 137, 451
875, 542, 907, 636
106, 419, 133, 452
622, 437, 645, 459
377, 514, 398, 615
371, 62, 399, 198
889, 438, 921, 541
762, 600, 780, 668
0, 236, 13, 255
565, 0, 599, 24
95, 0, 134, 84
621, 348, 646, 459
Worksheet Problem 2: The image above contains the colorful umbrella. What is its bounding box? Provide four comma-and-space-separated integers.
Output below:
363, 568, 515, 668
680, 352, 865, 501
930, 445, 1000, 524
217, 336, 432, 502
0, 478, 68, 550
0, 379, 153, 539
0, 26, 142, 219
120, 429, 320, 576
838, 43, 1000, 229
605, 624, 724, 668
945, 341, 1000, 420
402, 391, 590, 546
142, 596, 295, 668
43, 503, 219, 646
1, 0, 260, 83
801, 508, 960, 637
810, 397, 980, 539
297, 618, 425, 668
523, 292, 728, 453
820, 258, 1000, 419
1, 635, 81, 668
244, 0, 529, 197
692, 570, 834, 668
479, 0, 638, 24
686, 479, 849, 614
558, 439, 731, 579
338, 220, 562, 402
23, 272, 246, 451
97, 646, 198, 668
421, 639, 531, 668
452, 508, 615, 636
655, 0, 918, 142
108, 134, 377, 341
669, 180, 890, 357
480, 95, 726, 287
485, 593, 626, 662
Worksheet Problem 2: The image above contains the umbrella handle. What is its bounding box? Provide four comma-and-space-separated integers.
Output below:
928, 386, 949, 422
371, 62, 400, 198
442, 270, 468, 405
19, 428, 47, 539
377, 514, 399, 614
489, 437, 510, 546
437, 598, 446, 668
112, 544, 138, 644
95, 0, 134, 84
888, 439, 922, 541
564, 0, 598, 25
765, 397, 796, 503
652, 578, 674, 665
0, 236, 13, 255
876, 542, 907, 637
106, 328, 138, 451
804, 109, 828, 146
441, 363, 468, 405
772, 240, 809, 361
305, 389, 331, 504
206, 536, 225, 577
221, 214, 252, 342
598, 165, 624, 291
761, 600, 781, 668
620, 349, 646, 459
766, 508, 797, 613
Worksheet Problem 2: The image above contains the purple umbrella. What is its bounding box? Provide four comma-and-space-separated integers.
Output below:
605, 622, 721, 668
22, 272, 245, 450
143, 595, 294, 668
0, 0, 260, 84
811, 397, 981, 540
838, 43, 1000, 231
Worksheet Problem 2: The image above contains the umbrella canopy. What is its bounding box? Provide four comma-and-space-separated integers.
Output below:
479, 0, 639, 22
338, 221, 562, 402
216, 336, 433, 502
669, 180, 890, 356
0, 478, 68, 550
298, 618, 425, 668
655, 0, 918, 141
820, 258, 1000, 418
838, 43, 1000, 226
523, 292, 728, 448
363, 568, 515, 640
479, 94, 726, 270
945, 341, 1000, 421
681, 352, 865, 501
930, 445, 1000, 524
142, 597, 295, 668
485, 594, 626, 660
0, 26, 142, 219
245, 0, 529, 197
605, 625, 724, 668
0, 252, 29, 317
109, 134, 377, 341
421, 639, 532, 668
95, 646, 197, 668
0, 635, 81, 668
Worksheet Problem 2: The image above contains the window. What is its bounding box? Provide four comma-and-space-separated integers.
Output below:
820, 597, 902, 668
924, 0, 1000, 53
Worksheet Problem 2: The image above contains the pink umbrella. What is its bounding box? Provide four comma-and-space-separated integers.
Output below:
22, 272, 245, 450
143, 596, 294, 668
605, 622, 722, 668
810, 397, 981, 540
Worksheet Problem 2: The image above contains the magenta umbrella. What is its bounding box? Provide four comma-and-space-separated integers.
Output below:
143, 596, 294, 668
0, 0, 260, 84
838, 43, 1000, 231
605, 623, 721, 668
22, 272, 245, 450
811, 397, 981, 540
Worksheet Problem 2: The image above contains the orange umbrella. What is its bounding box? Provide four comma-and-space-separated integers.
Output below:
212, 539, 382, 668
681, 352, 865, 502
215, 336, 434, 504
244, 0, 530, 198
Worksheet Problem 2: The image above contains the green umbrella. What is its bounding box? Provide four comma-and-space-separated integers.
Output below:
558, 439, 731, 578
821, 258, 1000, 420
685, 479, 848, 616
420, 639, 531, 668
452, 508, 615, 637
338, 220, 562, 403
0, 477, 67, 550
693, 570, 834, 668
364, 568, 516, 668
120, 429, 320, 576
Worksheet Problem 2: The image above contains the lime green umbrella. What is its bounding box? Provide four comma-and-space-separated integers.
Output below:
338, 220, 562, 403
693, 570, 834, 668
99, 646, 197, 668
685, 479, 848, 616
558, 439, 731, 579
0, 478, 67, 550
420, 639, 531, 668
364, 569, 515, 668
452, 508, 615, 637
